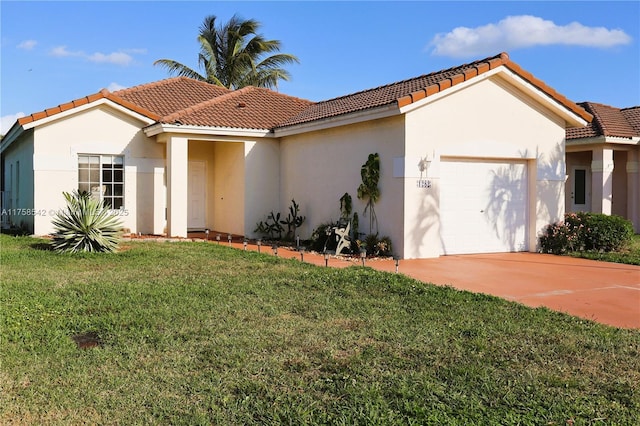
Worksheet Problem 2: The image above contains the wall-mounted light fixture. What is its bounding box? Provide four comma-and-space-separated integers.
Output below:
418, 155, 431, 179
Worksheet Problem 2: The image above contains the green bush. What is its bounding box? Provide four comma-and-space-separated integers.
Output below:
311, 222, 338, 252
51, 191, 123, 253
539, 212, 633, 254
360, 234, 393, 257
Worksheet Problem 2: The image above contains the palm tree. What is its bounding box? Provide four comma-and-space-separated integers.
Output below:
154, 14, 299, 90
357, 153, 381, 236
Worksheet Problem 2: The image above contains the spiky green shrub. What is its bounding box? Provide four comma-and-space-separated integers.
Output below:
51, 191, 123, 253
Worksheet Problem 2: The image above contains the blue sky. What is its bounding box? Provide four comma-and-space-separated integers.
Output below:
1, 1, 639, 134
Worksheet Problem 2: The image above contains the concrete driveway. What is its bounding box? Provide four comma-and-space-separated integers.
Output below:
258, 245, 640, 329
393, 253, 640, 329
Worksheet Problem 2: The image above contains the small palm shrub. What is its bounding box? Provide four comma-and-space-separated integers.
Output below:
51, 191, 123, 253
539, 212, 634, 254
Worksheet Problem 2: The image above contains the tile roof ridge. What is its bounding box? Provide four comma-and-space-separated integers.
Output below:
160, 86, 253, 123
113, 76, 213, 95
248, 85, 314, 104
576, 101, 640, 137
397, 52, 509, 107
15, 86, 164, 128
577, 102, 606, 135
580, 101, 619, 110
16, 90, 107, 126
101, 88, 161, 121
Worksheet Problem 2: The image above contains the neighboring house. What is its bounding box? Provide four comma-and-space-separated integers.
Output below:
566, 102, 640, 232
1, 52, 591, 258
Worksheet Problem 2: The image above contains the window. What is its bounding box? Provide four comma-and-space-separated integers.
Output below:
78, 155, 124, 209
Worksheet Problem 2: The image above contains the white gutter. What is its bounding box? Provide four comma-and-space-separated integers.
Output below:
144, 123, 273, 138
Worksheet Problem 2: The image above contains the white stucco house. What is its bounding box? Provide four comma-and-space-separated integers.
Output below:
1, 52, 592, 258
565, 102, 640, 233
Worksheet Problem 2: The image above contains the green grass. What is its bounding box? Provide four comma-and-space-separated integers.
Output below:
569, 234, 640, 265
1, 235, 639, 424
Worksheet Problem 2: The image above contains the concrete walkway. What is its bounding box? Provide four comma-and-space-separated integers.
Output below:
227, 241, 639, 329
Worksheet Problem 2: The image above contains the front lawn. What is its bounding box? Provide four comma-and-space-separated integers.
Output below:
569, 234, 640, 265
1, 235, 639, 424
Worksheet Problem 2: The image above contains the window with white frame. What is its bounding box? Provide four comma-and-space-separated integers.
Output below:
78, 155, 124, 209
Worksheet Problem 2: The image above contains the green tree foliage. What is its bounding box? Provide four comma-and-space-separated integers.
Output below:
357, 153, 381, 235
154, 14, 299, 90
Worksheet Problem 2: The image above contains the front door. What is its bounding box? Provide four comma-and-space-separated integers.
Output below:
188, 161, 206, 230
570, 167, 590, 212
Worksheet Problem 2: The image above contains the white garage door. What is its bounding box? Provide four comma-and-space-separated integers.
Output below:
440, 159, 528, 255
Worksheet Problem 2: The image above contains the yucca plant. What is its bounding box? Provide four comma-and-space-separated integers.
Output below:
51, 191, 123, 253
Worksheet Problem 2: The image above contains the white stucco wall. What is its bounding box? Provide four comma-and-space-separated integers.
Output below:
245, 138, 280, 238
279, 116, 405, 247
403, 75, 568, 258
213, 142, 245, 235
30, 105, 164, 235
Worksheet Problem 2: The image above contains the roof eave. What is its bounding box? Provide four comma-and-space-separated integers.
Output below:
274, 103, 401, 137
495, 67, 590, 128
144, 122, 273, 138
0, 122, 25, 154
568, 135, 639, 146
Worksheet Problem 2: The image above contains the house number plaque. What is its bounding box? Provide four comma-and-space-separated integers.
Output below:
416, 179, 431, 189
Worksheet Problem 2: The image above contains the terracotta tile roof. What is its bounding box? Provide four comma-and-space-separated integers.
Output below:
276, 52, 591, 128
622, 106, 640, 135
113, 77, 232, 117
16, 89, 161, 127
14, 76, 310, 131
567, 102, 640, 140
13, 53, 590, 134
159, 86, 313, 130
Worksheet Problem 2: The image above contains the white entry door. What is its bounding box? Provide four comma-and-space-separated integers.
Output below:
188, 161, 206, 230
440, 159, 528, 255
570, 166, 590, 212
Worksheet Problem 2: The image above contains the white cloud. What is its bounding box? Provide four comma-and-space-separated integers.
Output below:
50, 45, 83, 57
429, 15, 633, 58
88, 51, 133, 66
49, 45, 142, 66
17, 40, 37, 50
122, 48, 147, 55
107, 82, 127, 92
1, 113, 26, 135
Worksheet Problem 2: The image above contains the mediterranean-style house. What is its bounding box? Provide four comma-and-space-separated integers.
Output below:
565, 102, 640, 233
1, 52, 592, 258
